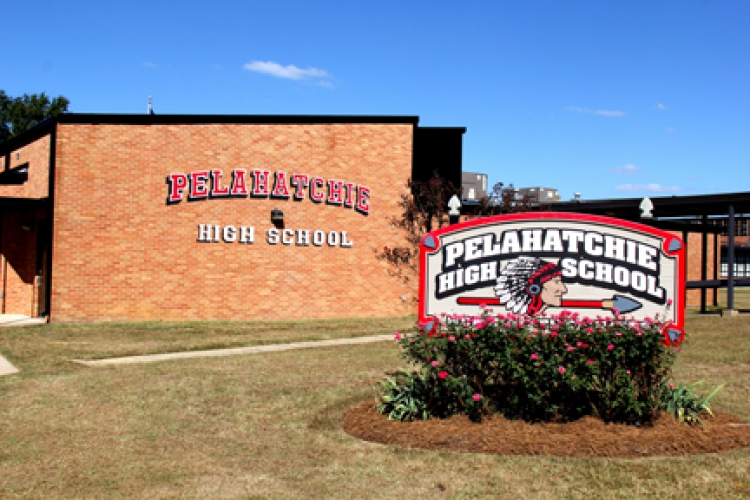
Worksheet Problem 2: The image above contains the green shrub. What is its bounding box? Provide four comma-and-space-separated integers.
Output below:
661, 380, 724, 424
383, 308, 678, 425
375, 371, 431, 421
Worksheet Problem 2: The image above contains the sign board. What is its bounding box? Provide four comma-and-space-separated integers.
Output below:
419, 213, 685, 344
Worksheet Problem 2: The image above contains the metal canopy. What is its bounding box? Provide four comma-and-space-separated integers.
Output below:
540, 191, 750, 314
543, 191, 750, 219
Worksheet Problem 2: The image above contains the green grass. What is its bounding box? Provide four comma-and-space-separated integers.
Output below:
1, 315, 749, 499
688, 288, 750, 313
0, 316, 414, 375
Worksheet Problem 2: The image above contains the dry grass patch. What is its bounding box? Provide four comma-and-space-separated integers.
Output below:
0, 315, 748, 498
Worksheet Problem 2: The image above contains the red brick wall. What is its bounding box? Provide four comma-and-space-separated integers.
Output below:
0, 133, 51, 199
1, 211, 42, 316
0, 133, 51, 316
50, 123, 416, 322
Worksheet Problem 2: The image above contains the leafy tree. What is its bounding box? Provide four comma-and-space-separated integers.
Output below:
378, 173, 530, 287
0, 90, 69, 144
378, 172, 461, 285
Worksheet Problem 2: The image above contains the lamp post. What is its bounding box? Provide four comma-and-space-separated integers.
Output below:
448, 195, 461, 225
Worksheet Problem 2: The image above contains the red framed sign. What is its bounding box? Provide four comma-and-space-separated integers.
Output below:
418, 213, 685, 344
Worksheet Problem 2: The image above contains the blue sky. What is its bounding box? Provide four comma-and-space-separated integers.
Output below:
3, 1, 748, 200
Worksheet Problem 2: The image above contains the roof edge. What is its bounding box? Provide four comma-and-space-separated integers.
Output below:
0, 120, 55, 157
56, 113, 421, 126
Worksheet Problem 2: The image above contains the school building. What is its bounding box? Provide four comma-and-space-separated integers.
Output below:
0, 114, 465, 322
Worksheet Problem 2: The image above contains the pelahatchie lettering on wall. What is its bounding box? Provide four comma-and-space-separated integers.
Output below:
166, 169, 371, 215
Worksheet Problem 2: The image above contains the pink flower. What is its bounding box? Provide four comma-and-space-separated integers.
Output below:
607, 344, 615, 351
626, 370, 631, 375
473, 394, 482, 402
558, 366, 566, 374
439, 371, 448, 379
393, 332, 402, 340
669, 383, 675, 390
448, 336, 455, 342
431, 361, 438, 367
667, 298, 673, 306
585, 327, 593, 334
530, 353, 539, 360
586, 359, 595, 364
567, 346, 575, 352
465, 334, 471, 339
426, 356, 431, 361
615, 332, 622, 337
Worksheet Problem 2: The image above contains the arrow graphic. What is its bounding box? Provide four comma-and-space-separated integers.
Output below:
456, 294, 643, 314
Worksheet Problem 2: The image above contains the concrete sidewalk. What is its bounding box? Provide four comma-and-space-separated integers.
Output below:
0, 314, 46, 327
0, 354, 19, 376
72, 334, 394, 367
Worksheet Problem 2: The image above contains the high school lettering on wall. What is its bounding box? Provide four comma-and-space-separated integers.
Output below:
196, 225, 354, 248
166, 169, 371, 215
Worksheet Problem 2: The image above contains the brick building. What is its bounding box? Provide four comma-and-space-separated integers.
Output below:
0, 114, 465, 322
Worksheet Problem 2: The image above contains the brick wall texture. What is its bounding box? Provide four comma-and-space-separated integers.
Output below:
48, 122, 416, 322
1, 133, 51, 315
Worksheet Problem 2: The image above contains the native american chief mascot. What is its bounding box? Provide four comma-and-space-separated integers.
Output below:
494, 256, 569, 315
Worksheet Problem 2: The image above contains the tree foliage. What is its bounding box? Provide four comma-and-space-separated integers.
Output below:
0, 90, 69, 144
378, 173, 530, 287
378, 173, 461, 285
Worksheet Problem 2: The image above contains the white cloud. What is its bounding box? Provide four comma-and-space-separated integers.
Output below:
655, 103, 668, 110
566, 106, 626, 117
243, 60, 330, 81
666, 127, 674, 133
615, 183, 682, 193
142, 62, 157, 68
607, 164, 638, 175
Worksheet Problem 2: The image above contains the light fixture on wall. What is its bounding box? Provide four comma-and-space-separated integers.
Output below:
21, 215, 34, 232
271, 208, 284, 226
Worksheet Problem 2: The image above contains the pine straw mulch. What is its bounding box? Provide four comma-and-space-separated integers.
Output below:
343, 402, 750, 458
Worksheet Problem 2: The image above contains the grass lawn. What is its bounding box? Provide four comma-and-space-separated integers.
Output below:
1, 315, 749, 498
688, 288, 750, 314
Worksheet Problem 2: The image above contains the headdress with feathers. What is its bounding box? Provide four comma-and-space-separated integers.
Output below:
494, 256, 562, 315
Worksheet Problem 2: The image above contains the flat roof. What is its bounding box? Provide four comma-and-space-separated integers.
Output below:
0, 113, 423, 157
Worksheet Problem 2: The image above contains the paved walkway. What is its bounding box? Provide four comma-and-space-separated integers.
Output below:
0, 354, 19, 376
0, 314, 46, 327
72, 334, 394, 366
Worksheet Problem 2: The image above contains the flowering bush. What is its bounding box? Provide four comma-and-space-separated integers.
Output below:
380, 308, 678, 424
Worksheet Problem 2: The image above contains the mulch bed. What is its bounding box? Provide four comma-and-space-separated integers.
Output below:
343, 402, 750, 458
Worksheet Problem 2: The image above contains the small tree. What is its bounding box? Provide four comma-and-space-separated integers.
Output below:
0, 90, 69, 144
378, 174, 530, 287
473, 182, 532, 217
378, 172, 460, 285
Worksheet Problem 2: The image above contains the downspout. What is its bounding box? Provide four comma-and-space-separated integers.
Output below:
0, 214, 5, 314
44, 124, 57, 319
